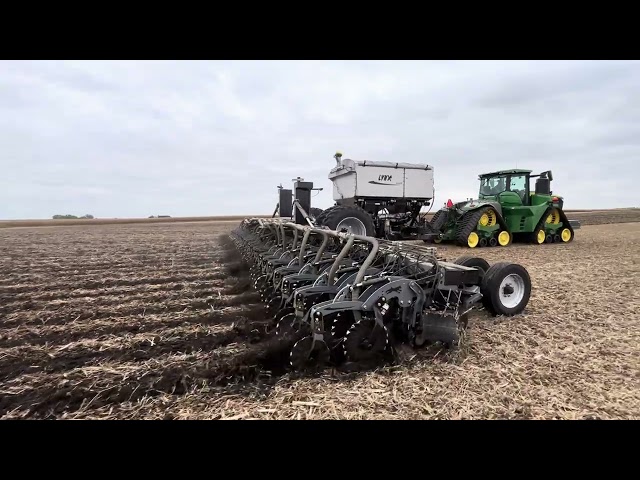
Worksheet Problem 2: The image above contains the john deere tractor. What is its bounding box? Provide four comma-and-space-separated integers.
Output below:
428, 169, 581, 248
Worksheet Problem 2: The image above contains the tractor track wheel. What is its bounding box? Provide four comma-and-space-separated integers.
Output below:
532, 228, 546, 245
454, 256, 491, 281
317, 205, 376, 237
497, 230, 512, 247
560, 227, 573, 243
480, 262, 531, 316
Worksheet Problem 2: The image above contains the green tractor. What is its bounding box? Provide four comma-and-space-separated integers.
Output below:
427, 169, 581, 248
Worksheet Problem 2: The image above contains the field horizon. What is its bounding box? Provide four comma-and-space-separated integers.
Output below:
1, 207, 639, 229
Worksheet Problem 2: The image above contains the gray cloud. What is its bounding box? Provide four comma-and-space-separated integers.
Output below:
1, 60, 639, 219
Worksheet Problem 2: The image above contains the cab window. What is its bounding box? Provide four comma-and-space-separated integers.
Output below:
509, 175, 527, 202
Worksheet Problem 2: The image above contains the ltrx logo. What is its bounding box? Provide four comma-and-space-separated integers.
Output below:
378, 174, 393, 182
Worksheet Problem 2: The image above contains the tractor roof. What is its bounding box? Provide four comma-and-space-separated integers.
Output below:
478, 169, 532, 178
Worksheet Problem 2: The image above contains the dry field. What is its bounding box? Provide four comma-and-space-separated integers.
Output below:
1, 211, 639, 419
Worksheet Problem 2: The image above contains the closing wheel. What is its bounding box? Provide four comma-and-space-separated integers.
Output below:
480, 262, 532, 316
343, 318, 389, 363
289, 336, 331, 371
467, 231, 479, 248
265, 295, 282, 316
276, 313, 299, 336
561, 228, 572, 242
497, 231, 511, 246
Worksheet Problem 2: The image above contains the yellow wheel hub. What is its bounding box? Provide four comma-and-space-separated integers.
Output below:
468, 232, 479, 248
478, 210, 497, 227
546, 209, 560, 225
536, 229, 546, 244
433, 237, 442, 244
498, 230, 510, 246
561, 228, 572, 242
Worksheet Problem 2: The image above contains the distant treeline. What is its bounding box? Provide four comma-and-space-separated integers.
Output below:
53, 214, 95, 219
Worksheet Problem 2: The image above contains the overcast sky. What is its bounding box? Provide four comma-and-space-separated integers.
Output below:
1, 60, 639, 219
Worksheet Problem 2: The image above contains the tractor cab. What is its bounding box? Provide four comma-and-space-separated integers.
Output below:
478, 169, 555, 207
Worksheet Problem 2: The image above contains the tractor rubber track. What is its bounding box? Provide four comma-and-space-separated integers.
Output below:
527, 207, 575, 244
453, 208, 486, 246
528, 207, 553, 244
453, 206, 509, 247
429, 209, 448, 231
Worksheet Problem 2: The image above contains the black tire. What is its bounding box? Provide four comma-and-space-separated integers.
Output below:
317, 205, 376, 236
314, 205, 338, 226
480, 262, 531, 316
309, 207, 323, 219
454, 256, 491, 279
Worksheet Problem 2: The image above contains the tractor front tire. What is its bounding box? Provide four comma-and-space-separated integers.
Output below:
318, 205, 376, 237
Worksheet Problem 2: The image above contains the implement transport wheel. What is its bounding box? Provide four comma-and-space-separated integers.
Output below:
454, 256, 491, 280
318, 205, 376, 236
480, 262, 531, 316
309, 207, 324, 219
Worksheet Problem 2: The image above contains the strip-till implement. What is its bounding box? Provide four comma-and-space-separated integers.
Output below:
230, 218, 532, 372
